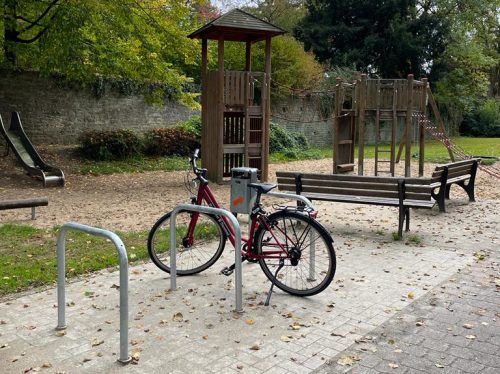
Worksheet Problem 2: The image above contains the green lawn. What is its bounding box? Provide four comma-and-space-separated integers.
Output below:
270, 137, 499, 164
0, 224, 149, 296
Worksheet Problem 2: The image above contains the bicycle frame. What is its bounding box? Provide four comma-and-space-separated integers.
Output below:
186, 180, 292, 260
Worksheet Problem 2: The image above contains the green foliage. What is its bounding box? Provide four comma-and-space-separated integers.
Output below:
79, 129, 143, 160
1, 0, 204, 107
144, 128, 200, 157
243, 0, 306, 33
176, 115, 202, 140
461, 99, 500, 137
223, 35, 323, 97
269, 123, 309, 153
295, 0, 450, 78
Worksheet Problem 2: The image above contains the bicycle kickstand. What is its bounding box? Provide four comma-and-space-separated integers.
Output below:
220, 257, 247, 276
264, 259, 285, 306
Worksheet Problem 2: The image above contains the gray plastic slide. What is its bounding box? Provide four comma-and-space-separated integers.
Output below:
1, 112, 65, 187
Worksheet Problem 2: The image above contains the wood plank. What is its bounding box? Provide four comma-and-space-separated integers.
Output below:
276, 171, 403, 184
435, 159, 478, 171
0, 198, 49, 210
302, 186, 400, 199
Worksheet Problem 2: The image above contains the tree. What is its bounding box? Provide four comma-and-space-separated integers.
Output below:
294, 0, 450, 78
1, 0, 207, 106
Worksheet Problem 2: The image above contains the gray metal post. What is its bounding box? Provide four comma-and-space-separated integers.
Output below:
170, 204, 243, 313
31, 207, 36, 220
56, 222, 131, 364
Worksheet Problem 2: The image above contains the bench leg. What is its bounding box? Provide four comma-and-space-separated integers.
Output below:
457, 180, 476, 202
31, 207, 36, 220
398, 207, 404, 237
432, 188, 446, 213
445, 185, 451, 199
405, 208, 410, 232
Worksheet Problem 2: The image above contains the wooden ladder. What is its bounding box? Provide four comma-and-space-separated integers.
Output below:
374, 81, 397, 176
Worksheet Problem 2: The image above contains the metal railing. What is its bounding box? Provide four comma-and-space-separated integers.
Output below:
56, 222, 131, 364
170, 204, 243, 313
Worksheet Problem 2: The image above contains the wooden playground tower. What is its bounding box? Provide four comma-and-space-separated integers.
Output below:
188, 9, 285, 183
333, 74, 454, 177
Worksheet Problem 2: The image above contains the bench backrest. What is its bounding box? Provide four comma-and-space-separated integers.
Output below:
431, 158, 480, 182
276, 172, 432, 201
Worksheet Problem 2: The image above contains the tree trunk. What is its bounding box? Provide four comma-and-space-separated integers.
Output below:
4, 0, 18, 65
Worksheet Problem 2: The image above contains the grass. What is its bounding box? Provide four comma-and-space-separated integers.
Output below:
406, 235, 422, 245
77, 155, 188, 175
74, 137, 498, 175
270, 137, 499, 164
0, 224, 149, 296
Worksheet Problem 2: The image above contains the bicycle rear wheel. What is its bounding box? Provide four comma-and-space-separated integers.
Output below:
148, 210, 226, 275
255, 210, 336, 296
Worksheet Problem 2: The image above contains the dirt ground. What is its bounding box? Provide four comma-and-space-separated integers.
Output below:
0, 145, 498, 232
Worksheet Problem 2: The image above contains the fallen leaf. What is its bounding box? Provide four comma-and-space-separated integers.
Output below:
435, 363, 445, 368
173, 312, 184, 322
202, 335, 208, 340
465, 335, 476, 340
337, 355, 360, 366
416, 321, 424, 327
389, 363, 399, 369
41, 363, 52, 368
245, 319, 255, 325
55, 331, 66, 337
250, 343, 260, 350
90, 338, 104, 347
463, 323, 474, 329
407, 292, 415, 299
280, 335, 292, 343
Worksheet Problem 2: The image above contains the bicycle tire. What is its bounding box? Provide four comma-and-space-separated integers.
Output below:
254, 210, 336, 296
148, 210, 226, 275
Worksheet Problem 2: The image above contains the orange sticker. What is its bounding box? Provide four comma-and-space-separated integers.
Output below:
232, 196, 244, 206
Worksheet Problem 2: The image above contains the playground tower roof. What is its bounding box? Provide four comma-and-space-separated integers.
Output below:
188, 8, 285, 42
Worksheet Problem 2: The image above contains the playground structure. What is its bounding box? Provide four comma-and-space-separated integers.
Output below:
188, 9, 285, 183
1, 111, 65, 187
332, 74, 500, 178
333, 74, 452, 177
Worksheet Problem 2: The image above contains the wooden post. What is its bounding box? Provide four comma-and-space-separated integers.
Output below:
333, 77, 342, 173
217, 37, 225, 183
357, 74, 366, 175
419, 78, 428, 176
245, 41, 252, 72
262, 37, 272, 182
405, 74, 414, 177
201, 39, 208, 173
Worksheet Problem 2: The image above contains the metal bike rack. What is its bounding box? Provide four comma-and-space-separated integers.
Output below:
56, 222, 131, 364
170, 204, 243, 313
265, 191, 314, 209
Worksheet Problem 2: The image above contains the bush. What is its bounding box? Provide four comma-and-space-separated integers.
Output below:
144, 128, 200, 156
460, 99, 500, 137
269, 123, 310, 153
79, 129, 143, 160
176, 115, 202, 140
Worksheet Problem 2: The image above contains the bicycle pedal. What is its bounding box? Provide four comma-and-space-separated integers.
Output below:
220, 266, 234, 276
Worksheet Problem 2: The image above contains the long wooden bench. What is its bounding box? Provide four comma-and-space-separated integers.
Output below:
0, 197, 49, 220
276, 172, 436, 236
429, 158, 480, 212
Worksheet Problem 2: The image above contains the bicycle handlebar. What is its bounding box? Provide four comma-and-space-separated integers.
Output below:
190, 148, 208, 183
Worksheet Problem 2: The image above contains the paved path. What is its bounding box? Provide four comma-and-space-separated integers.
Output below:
0, 200, 498, 373
313, 229, 500, 374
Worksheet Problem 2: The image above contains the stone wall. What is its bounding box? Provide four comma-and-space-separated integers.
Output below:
0, 71, 197, 144
271, 97, 332, 147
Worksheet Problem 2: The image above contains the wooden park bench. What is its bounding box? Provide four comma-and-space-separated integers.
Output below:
428, 158, 480, 212
0, 197, 49, 220
276, 172, 436, 237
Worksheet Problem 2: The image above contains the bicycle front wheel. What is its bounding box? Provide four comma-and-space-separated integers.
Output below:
255, 210, 336, 296
148, 210, 226, 275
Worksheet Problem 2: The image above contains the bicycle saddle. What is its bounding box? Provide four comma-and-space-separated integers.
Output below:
248, 183, 277, 194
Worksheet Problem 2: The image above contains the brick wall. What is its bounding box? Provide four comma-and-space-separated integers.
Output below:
0, 71, 197, 144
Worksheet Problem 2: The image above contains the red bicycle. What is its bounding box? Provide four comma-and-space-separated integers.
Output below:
148, 149, 336, 302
